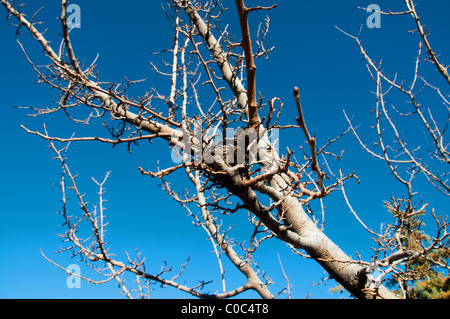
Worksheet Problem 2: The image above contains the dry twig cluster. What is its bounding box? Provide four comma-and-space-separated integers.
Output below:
1, 0, 448, 299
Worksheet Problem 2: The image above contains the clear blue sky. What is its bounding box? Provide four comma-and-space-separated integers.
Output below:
0, 0, 449, 299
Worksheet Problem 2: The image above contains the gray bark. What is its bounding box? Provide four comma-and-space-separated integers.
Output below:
173, 0, 397, 299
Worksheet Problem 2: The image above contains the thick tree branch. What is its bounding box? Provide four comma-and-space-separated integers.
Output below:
235, 0, 260, 126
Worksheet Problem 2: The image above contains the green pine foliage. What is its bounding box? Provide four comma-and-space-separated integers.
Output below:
384, 201, 450, 299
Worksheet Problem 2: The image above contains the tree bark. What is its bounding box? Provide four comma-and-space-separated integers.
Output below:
175, 0, 397, 299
